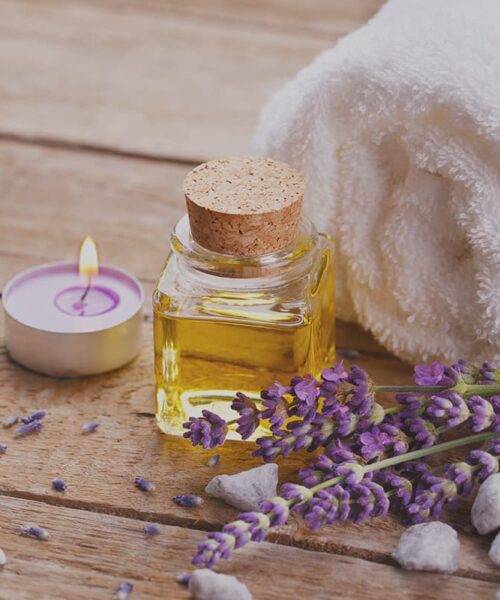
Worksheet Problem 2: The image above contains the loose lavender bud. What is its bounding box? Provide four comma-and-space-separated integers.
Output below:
176, 573, 191, 586
2, 415, 19, 428
14, 420, 43, 438
19, 525, 49, 541
173, 494, 203, 508
207, 454, 220, 468
0, 548, 6, 566
51, 479, 68, 492
21, 410, 47, 424
115, 582, 133, 600
144, 523, 160, 537
0, 444, 7, 454
81, 420, 99, 435
134, 476, 155, 492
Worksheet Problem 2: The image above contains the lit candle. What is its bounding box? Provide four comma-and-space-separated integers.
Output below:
2, 238, 144, 377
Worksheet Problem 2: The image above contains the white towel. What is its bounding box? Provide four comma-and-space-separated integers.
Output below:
252, 0, 500, 363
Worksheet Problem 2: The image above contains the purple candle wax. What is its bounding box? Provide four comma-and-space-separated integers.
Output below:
3, 263, 142, 333
2, 262, 144, 376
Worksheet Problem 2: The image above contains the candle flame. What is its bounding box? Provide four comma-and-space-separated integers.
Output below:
79, 236, 99, 279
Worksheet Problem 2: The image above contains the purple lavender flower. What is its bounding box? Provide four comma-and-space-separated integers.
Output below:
116, 582, 133, 600
51, 479, 67, 492
292, 375, 320, 417
207, 454, 220, 468
467, 449, 499, 482
322, 362, 348, 384
253, 421, 316, 462
405, 474, 457, 524
14, 420, 43, 438
173, 495, 203, 508
374, 470, 412, 509
426, 392, 470, 428
193, 498, 289, 568
260, 383, 290, 432
358, 426, 392, 461
405, 417, 437, 448
346, 366, 375, 417
19, 525, 49, 541
2, 415, 19, 428
183, 410, 228, 449
144, 523, 160, 537
395, 394, 426, 418
231, 393, 260, 440
444, 462, 474, 496
81, 420, 99, 435
21, 410, 47, 424
0, 444, 7, 454
280, 483, 313, 504
295, 485, 350, 529
134, 476, 155, 492
413, 361, 445, 386
468, 396, 495, 432
478, 362, 500, 383
348, 480, 390, 522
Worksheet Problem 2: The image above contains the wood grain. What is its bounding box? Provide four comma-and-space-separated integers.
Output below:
1, 496, 496, 600
0, 323, 497, 583
0, 0, 331, 161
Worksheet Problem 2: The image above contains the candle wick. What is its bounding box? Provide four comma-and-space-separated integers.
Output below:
80, 278, 92, 302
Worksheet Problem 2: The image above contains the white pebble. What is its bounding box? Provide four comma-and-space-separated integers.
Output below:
489, 532, 500, 566
471, 473, 500, 535
392, 522, 459, 573
0, 548, 6, 566
205, 464, 278, 511
188, 569, 252, 600
497, 588, 500, 600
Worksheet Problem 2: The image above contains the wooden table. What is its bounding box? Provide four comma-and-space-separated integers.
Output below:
0, 1, 498, 598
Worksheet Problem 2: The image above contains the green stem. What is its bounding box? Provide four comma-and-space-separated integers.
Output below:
310, 430, 498, 496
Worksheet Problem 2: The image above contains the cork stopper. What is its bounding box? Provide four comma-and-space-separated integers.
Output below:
184, 157, 304, 257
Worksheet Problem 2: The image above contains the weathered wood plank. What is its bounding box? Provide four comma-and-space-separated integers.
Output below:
92, 0, 384, 36
1, 495, 495, 600
0, 0, 332, 161
0, 323, 496, 583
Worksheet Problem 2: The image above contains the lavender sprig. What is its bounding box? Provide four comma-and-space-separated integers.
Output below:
192, 430, 499, 568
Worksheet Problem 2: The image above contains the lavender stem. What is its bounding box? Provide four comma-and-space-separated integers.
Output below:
310, 431, 499, 497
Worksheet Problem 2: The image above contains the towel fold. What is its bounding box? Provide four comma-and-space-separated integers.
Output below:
253, 0, 500, 363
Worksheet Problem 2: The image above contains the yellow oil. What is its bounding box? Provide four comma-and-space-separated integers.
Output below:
154, 248, 335, 439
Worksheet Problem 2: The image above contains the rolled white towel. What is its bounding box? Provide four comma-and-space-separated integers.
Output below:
253, 0, 500, 363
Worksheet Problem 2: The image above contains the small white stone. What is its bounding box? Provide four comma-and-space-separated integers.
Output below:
496, 588, 500, 600
205, 464, 278, 511
471, 473, 500, 535
0, 548, 6, 566
392, 522, 459, 573
188, 569, 252, 600
489, 532, 500, 566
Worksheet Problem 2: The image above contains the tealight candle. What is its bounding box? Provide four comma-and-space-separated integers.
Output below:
2, 237, 144, 377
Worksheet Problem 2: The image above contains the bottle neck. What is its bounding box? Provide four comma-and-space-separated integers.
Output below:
170, 214, 319, 280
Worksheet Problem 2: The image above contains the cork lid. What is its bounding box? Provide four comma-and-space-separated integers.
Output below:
184, 157, 304, 257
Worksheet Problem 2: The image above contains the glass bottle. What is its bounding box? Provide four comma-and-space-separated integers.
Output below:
153, 158, 335, 439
